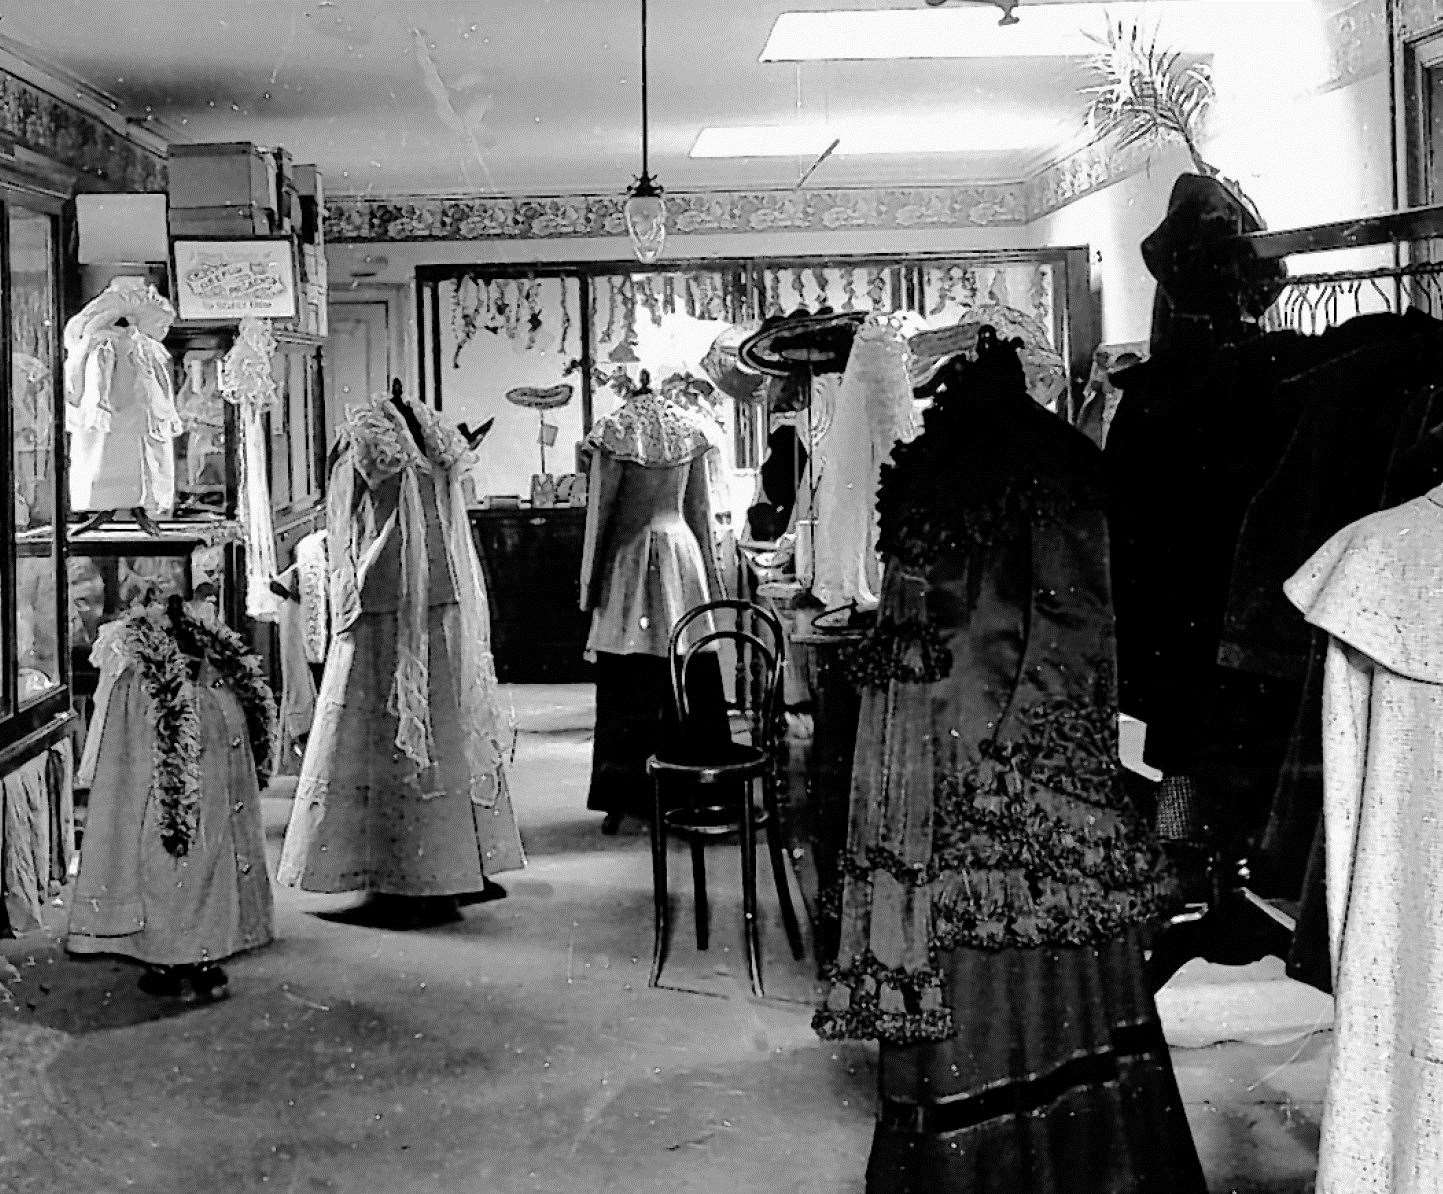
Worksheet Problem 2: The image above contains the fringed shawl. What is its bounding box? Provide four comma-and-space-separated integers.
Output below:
327, 397, 510, 807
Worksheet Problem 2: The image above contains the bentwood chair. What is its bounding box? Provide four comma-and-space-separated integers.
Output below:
645, 599, 806, 997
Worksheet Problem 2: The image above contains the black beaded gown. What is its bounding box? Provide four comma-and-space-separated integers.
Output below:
815, 330, 1206, 1193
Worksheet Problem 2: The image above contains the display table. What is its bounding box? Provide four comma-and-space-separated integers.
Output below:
468, 505, 592, 683
790, 628, 865, 973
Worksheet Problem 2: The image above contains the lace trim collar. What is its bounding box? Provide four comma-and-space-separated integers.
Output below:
585, 392, 714, 467
345, 396, 472, 480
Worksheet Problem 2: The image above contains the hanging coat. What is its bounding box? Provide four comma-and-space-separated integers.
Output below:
1285, 483, 1443, 1194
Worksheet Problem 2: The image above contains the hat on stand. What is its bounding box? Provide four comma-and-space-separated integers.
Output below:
700, 326, 766, 404
908, 303, 1066, 408
1142, 172, 1287, 340
737, 306, 867, 377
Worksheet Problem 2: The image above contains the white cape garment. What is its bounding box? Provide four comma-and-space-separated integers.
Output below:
1284, 481, 1443, 1194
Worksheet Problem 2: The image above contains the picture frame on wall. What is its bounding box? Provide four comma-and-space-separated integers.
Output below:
171, 236, 298, 321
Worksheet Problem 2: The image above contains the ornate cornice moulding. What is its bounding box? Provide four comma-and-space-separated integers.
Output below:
323, 134, 1172, 244
1399, 0, 1443, 38
1322, 0, 1387, 90
324, 183, 1034, 244
0, 66, 166, 192
1024, 138, 1155, 222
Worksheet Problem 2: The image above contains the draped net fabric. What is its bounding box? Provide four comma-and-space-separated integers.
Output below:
220, 316, 283, 622
323, 398, 510, 807
811, 316, 920, 610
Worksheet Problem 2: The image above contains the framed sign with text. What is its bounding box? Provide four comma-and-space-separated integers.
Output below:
171, 237, 297, 321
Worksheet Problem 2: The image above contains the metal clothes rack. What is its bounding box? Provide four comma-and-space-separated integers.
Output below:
1263, 260, 1443, 335
1147, 199, 1443, 991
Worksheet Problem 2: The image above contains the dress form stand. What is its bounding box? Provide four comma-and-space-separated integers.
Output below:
73, 505, 162, 537
389, 377, 425, 447
387, 378, 494, 454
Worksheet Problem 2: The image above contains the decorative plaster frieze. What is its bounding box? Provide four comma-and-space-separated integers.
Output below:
1321, 0, 1387, 90
1399, 0, 1443, 38
0, 67, 165, 191
1024, 138, 1154, 221
324, 183, 1030, 244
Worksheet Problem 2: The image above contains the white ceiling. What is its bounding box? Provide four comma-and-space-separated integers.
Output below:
0, 0, 1208, 198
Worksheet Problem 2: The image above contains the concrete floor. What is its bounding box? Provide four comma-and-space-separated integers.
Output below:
0, 684, 1328, 1193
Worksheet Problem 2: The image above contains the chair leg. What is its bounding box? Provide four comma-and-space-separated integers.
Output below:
761, 772, 806, 962
649, 777, 671, 989
740, 778, 764, 998
690, 840, 710, 951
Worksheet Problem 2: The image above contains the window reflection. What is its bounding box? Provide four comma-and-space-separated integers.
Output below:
9, 204, 60, 704
440, 275, 584, 501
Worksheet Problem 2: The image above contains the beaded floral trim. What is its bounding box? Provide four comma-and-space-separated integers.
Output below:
844, 618, 953, 688
818, 676, 1175, 1044
122, 608, 277, 857
873, 341, 1101, 579
878, 472, 1077, 575
813, 949, 953, 1044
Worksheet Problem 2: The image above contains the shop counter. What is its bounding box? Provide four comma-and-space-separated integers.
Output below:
468, 505, 593, 683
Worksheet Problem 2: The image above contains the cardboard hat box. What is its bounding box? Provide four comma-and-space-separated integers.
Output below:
169, 142, 276, 211
169, 203, 277, 238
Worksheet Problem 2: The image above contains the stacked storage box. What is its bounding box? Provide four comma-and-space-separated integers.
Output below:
167, 143, 327, 336
168, 142, 286, 237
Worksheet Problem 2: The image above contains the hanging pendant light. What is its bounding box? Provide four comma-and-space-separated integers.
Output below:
624, 0, 666, 263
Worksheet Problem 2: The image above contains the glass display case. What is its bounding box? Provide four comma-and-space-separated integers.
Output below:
434, 273, 585, 502
2, 184, 71, 760
418, 251, 1094, 682
66, 321, 326, 714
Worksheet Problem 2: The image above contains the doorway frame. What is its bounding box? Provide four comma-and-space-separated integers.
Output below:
327, 281, 414, 411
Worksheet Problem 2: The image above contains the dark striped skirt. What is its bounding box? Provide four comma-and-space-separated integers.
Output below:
587, 650, 731, 816
867, 930, 1207, 1194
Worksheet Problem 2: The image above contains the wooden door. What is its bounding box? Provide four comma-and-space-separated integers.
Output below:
325, 299, 390, 441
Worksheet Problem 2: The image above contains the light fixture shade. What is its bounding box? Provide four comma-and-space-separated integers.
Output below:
625, 182, 667, 264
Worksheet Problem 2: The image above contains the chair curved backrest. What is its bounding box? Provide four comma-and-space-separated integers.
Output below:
667, 599, 786, 752
669, 599, 784, 664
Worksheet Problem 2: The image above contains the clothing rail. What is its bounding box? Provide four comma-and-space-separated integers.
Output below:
1240, 200, 1443, 259
1263, 258, 1443, 335
1149, 205, 1443, 991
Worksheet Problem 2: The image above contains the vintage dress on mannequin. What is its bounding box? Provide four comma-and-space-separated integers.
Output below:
580, 382, 729, 831
278, 394, 524, 904
64, 277, 182, 531
816, 331, 1203, 1194
1283, 486, 1443, 1193
68, 601, 276, 1001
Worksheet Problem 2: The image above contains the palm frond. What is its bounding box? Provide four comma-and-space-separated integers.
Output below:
1083, 14, 1217, 175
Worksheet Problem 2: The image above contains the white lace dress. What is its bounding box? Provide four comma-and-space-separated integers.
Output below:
278, 398, 523, 895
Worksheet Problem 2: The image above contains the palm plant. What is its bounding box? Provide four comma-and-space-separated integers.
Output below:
1083, 17, 1218, 178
